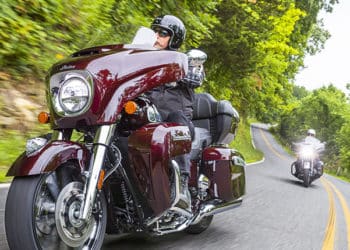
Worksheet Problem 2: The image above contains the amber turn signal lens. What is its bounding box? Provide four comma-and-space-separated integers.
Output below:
97, 169, 105, 190
124, 101, 138, 114
38, 112, 50, 124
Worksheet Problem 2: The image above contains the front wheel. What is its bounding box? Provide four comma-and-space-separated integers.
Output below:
303, 168, 311, 187
5, 166, 107, 250
291, 162, 297, 176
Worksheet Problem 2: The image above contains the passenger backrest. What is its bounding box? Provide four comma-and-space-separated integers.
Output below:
192, 93, 238, 145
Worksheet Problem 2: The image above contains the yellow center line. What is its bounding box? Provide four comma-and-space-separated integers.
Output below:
324, 178, 350, 250
320, 178, 336, 250
257, 128, 337, 249
258, 128, 287, 160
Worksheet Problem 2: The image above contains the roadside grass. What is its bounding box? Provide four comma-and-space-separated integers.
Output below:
0, 127, 49, 183
0, 131, 26, 183
326, 169, 350, 183
231, 121, 264, 163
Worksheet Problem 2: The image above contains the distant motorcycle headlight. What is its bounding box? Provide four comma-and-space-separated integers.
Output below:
300, 147, 314, 158
50, 71, 93, 117
59, 76, 89, 114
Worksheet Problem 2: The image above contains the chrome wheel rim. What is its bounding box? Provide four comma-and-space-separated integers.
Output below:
34, 172, 104, 249
55, 182, 95, 247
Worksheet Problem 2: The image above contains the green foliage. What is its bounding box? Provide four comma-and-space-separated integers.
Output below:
293, 85, 310, 100
0, 0, 118, 76
231, 120, 263, 163
110, 0, 220, 51
336, 110, 350, 173
278, 85, 348, 167
201, 1, 304, 123
0, 0, 219, 78
0, 130, 27, 183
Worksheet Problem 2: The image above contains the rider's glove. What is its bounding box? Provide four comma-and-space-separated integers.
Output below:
179, 65, 205, 88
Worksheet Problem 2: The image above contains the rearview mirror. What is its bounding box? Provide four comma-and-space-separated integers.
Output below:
186, 49, 207, 67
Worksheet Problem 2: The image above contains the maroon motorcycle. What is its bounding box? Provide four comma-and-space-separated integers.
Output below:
5, 28, 245, 249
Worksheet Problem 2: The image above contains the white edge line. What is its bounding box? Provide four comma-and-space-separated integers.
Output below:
0, 183, 11, 189
250, 125, 257, 149
247, 157, 265, 166
248, 124, 264, 166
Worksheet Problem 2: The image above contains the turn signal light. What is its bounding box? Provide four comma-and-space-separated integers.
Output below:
38, 112, 50, 124
97, 169, 105, 190
124, 101, 138, 114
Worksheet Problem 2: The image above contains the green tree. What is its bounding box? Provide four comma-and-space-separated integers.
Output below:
279, 85, 347, 162
336, 113, 350, 174
293, 85, 310, 100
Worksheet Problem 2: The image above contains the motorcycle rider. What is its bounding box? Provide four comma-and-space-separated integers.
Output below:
146, 15, 203, 210
292, 129, 325, 177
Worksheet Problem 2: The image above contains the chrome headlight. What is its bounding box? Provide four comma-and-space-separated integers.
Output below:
59, 76, 89, 113
49, 70, 93, 116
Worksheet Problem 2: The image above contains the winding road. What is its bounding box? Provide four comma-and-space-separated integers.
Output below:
1, 124, 349, 249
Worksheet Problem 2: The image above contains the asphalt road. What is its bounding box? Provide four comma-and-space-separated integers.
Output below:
1, 124, 349, 250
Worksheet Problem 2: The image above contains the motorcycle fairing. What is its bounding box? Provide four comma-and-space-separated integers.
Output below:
7, 141, 89, 176
202, 147, 245, 202
128, 123, 192, 216
47, 48, 188, 129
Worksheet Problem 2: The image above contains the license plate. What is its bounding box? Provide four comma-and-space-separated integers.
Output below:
304, 162, 311, 169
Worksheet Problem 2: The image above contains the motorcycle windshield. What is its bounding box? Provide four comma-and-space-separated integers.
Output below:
130, 27, 157, 47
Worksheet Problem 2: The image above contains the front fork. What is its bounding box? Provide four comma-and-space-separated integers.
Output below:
80, 124, 116, 221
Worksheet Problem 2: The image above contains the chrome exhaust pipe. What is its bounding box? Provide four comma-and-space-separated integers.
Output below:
191, 197, 243, 225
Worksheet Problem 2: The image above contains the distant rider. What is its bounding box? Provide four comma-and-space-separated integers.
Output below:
292, 129, 325, 177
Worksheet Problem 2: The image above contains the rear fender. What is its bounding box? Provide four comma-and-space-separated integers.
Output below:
6, 141, 90, 176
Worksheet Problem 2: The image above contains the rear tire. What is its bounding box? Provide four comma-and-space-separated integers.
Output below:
185, 215, 213, 234
5, 166, 107, 250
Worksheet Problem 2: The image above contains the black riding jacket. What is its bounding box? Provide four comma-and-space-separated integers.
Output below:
146, 82, 195, 121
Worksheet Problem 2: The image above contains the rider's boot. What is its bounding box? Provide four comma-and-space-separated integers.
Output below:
178, 174, 191, 211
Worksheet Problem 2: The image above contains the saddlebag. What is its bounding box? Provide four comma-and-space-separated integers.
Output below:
202, 146, 245, 202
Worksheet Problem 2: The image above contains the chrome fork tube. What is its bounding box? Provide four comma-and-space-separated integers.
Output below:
80, 124, 116, 221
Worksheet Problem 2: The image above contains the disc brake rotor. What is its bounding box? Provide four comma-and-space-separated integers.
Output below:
55, 182, 95, 247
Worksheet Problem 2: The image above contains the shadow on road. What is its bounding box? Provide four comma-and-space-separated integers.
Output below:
265, 175, 322, 189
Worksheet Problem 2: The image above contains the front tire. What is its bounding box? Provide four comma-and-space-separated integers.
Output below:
303, 168, 310, 187
5, 167, 107, 250
291, 162, 297, 176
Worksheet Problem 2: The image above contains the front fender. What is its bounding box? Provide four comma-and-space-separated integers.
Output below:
7, 141, 90, 176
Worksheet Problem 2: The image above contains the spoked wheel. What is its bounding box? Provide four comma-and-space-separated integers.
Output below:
5, 164, 107, 250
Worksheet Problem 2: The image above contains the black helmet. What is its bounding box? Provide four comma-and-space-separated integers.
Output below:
151, 15, 186, 50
